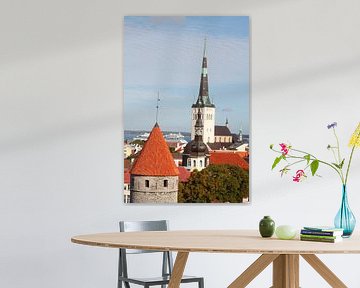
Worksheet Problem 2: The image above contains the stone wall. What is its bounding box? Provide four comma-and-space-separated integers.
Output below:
130, 175, 178, 203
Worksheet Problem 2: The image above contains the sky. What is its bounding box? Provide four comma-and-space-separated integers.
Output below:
124, 16, 250, 134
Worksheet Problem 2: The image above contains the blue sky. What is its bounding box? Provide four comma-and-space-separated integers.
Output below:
124, 16, 249, 134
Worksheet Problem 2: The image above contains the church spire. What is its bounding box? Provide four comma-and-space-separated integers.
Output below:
192, 38, 215, 108
203, 37, 207, 58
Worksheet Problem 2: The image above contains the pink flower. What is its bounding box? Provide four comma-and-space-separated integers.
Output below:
279, 143, 289, 155
293, 170, 305, 182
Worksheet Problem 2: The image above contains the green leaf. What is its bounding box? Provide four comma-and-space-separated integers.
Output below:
304, 154, 311, 164
271, 156, 282, 170
339, 158, 345, 169
270, 144, 274, 149
310, 160, 319, 176
332, 159, 345, 169
332, 162, 341, 169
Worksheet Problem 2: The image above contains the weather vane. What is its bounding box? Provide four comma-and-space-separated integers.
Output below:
156, 91, 160, 123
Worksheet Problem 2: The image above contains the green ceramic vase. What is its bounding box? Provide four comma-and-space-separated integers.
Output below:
259, 216, 275, 238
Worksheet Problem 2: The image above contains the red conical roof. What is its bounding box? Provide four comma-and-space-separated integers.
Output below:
130, 123, 179, 176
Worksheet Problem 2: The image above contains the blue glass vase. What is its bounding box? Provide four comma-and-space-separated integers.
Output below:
334, 185, 356, 237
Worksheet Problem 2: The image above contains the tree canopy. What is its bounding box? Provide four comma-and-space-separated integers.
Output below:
178, 164, 249, 203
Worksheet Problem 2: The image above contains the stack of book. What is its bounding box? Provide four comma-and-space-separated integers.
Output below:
300, 226, 344, 243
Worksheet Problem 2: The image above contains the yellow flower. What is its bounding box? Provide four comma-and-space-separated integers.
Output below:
349, 122, 360, 148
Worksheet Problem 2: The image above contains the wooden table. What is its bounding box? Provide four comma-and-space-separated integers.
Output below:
71, 230, 360, 288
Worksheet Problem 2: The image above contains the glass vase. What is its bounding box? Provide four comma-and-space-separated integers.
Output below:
334, 185, 356, 237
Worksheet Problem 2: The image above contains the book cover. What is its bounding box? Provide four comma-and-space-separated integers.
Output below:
303, 226, 343, 232
300, 236, 342, 243
300, 234, 341, 240
301, 229, 343, 237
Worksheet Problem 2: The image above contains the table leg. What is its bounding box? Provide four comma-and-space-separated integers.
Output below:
272, 254, 299, 288
168, 252, 189, 288
228, 254, 279, 288
301, 254, 347, 288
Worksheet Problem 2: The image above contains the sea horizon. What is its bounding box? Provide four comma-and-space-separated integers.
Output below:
124, 129, 249, 142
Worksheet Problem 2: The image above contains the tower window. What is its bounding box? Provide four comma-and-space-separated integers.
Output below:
200, 160, 203, 167
145, 180, 149, 187
164, 180, 168, 187
193, 160, 196, 167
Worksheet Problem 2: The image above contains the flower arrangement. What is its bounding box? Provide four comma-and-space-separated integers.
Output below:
270, 122, 360, 185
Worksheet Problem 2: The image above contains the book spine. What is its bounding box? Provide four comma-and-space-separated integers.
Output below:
301, 230, 337, 236
300, 236, 337, 243
300, 234, 338, 240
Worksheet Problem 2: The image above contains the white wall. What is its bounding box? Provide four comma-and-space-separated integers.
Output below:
1, 0, 360, 287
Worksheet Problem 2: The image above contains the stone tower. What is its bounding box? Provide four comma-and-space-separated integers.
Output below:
130, 123, 179, 203
191, 38, 216, 143
183, 109, 210, 172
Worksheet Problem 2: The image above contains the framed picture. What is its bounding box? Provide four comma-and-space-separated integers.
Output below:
124, 16, 250, 204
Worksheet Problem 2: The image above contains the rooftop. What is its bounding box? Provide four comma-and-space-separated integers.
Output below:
209, 151, 249, 170
130, 123, 179, 176
215, 125, 232, 136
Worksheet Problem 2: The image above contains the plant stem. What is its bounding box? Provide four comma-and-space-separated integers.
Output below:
291, 148, 317, 159
333, 128, 345, 181
345, 129, 360, 185
284, 159, 306, 169
330, 148, 338, 164
271, 147, 343, 181
345, 145, 356, 185
282, 154, 344, 182
333, 128, 342, 162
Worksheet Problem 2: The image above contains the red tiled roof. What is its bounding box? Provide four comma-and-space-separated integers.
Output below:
124, 170, 130, 184
178, 166, 191, 182
209, 151, 249, 170
130, 124, 179, 176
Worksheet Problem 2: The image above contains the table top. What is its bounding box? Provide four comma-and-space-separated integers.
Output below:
71, 230, 360, 254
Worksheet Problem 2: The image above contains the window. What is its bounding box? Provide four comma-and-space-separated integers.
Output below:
193, 160, 196, 167
164, 180, 168, 187
145, 180, 149, 187
200, 160, 203, 167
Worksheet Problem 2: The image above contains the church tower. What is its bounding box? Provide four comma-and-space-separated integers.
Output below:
130, 123, 179, 203
183, 109, 210, 171
191, 38, 216, 143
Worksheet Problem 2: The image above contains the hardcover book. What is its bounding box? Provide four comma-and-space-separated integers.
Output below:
300, 236, 343, 243
303, 226, 343, 232
301, 229, 343, 237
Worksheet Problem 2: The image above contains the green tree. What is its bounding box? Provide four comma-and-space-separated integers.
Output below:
178, 164, 249, 203
131, 139, 145, 146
